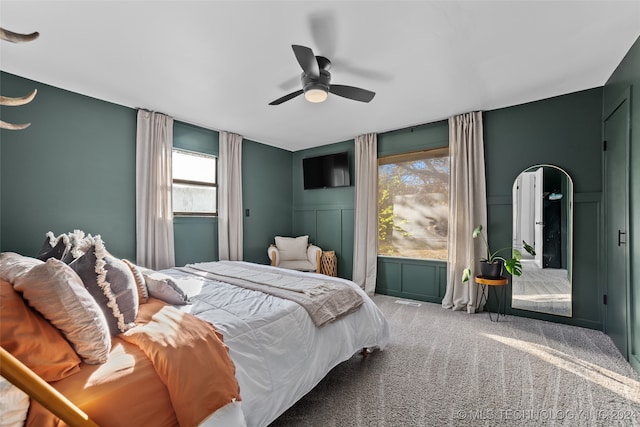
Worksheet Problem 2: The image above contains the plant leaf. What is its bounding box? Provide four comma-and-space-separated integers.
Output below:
462, 268, 471, 283
523, 240, 536, 256
505, 258, 523, 276
512, 249, 522, 260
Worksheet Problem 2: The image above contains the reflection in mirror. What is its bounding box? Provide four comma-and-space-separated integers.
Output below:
511, 165, 573, 317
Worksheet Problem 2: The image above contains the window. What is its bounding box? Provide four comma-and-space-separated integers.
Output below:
378, 147, 449, 260
172, 148, 217, 216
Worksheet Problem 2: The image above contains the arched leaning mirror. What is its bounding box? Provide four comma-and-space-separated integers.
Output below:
511, 164, 573, 317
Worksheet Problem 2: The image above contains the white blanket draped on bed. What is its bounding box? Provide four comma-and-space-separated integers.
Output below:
159, 261, 390, 427
179, 261, 365, 327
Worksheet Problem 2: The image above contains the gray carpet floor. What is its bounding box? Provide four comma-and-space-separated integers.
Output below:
270, 294, 640, 426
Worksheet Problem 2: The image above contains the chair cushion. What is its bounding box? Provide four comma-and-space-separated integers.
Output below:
279, 260, 316, 272
275, 236, 309, 261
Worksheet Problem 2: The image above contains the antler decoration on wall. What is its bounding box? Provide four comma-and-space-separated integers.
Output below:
0, 27, 39, 130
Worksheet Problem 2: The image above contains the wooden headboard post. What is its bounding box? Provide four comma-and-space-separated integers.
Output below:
0, 346, 99, 427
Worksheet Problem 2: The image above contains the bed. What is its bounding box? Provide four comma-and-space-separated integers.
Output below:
0, 232, 389, 427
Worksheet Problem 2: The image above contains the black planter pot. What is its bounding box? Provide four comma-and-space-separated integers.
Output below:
480, 260, 504, 279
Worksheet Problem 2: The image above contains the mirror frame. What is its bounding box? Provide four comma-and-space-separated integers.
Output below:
511, 164, 573, 317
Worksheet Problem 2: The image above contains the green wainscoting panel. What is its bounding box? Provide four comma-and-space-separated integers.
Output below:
0, 72, 136, 259
403, 263, 437, 296
377, 260, 402, 293
340, 209, 354, 279
292, 206, 354, 278
377, 257, 446, 303
569, 194, 602, 328
174, 216, 217, 266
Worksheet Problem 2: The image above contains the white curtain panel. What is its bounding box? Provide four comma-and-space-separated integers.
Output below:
352, 133, 378, 295
442, 111, 487, 314
135, 110, 175, 270
218, 131, 244, 261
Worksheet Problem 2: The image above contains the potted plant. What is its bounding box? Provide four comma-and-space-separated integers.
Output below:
462, 224, 535, 282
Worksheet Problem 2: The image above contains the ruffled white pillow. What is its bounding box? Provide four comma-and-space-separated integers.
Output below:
14, 258, 111, 364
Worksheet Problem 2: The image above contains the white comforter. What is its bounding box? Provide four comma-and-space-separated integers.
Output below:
161, 261, 390, 427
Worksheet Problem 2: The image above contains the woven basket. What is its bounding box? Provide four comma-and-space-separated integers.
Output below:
320, 251, 337, 277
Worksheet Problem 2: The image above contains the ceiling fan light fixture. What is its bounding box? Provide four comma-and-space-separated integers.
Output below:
304, 87, 328, 103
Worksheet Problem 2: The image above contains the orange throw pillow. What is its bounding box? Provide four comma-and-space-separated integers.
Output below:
0, 280, 81, 382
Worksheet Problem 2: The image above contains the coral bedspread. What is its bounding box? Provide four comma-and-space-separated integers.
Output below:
26, 299, 240, 427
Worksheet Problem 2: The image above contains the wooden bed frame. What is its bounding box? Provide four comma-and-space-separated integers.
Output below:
0, 346, 98, 427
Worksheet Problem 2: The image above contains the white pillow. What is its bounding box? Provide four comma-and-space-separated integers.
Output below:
0, 252, 43, 283
14, 259, 112, 364
142, 271, 189, 305
0, 377, 29, 427
275, 235, 309, 261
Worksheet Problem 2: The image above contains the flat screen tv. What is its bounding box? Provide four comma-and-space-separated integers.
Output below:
303, 151, 351, 190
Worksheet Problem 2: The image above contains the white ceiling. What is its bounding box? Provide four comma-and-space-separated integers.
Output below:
1, 1, 639, 151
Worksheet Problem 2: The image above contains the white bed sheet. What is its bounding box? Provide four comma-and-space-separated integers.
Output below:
163, 261, 390, 427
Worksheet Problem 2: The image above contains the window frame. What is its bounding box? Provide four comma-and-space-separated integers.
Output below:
172, 148, 218, 217
377, 146, 450, 261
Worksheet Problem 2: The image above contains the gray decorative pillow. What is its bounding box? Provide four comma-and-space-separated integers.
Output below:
69, 236, 139, 335
37, 231, 70, 261
13, 258, 111, 364
60, 229, 94, 264
142, 270, 189, 305
0, 252, 43, 283
122, 259, 149, 304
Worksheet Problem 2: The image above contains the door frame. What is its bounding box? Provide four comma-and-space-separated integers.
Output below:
602, 86, 631, 358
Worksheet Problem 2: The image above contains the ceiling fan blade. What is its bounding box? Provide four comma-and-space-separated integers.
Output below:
269, 89, 304, 106
309, 11, 337, 59
292, 45, 319, 79
329, 85, 375, 103
331, 59, 393, 82
278, 75, 301, 91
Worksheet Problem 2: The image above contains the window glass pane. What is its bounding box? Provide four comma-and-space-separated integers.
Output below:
173, 184, 217, 214
378, 151, 449, 260
173, 150, 216, 183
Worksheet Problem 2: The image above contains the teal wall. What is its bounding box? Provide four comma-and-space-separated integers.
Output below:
293, 95, 604, 330
0, 60, 621, 335
484, 87, 604, 329
292, 141, 355, 278
0, 72, 292, 266
604, 35, 640, 370
243, 139, 293, 264
0, 72, 137, 259
172, 122, 219, 267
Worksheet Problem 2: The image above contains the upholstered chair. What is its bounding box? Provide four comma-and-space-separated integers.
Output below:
267, 235, 322, 273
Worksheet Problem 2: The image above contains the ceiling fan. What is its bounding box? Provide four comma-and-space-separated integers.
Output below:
269, 45, 375, 106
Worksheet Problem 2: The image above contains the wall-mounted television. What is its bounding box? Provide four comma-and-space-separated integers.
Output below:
303, 151, 351, 190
